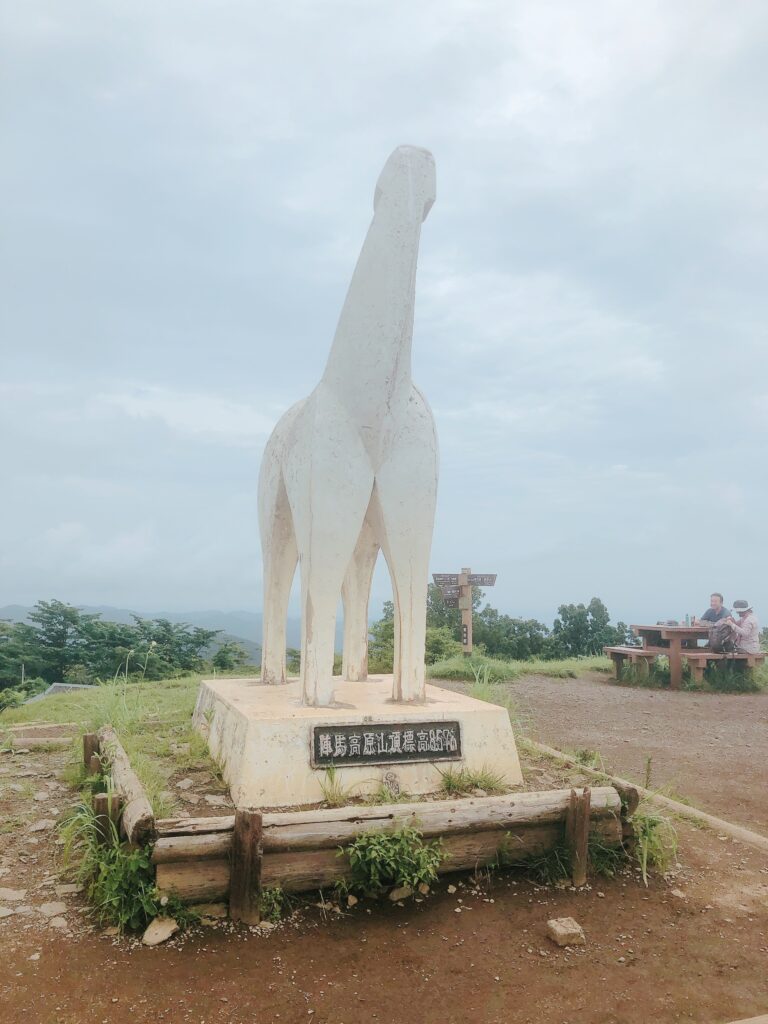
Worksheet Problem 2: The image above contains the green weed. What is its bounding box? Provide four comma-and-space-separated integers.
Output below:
633, 805, 679, 886
436, 763, 508, 796
342, 825, 444, 897
319, 766, 355, 808
258, 887, 290, 923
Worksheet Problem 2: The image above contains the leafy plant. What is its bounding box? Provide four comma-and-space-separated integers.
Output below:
633, 806, 678, 886
258, 887, 290, 923
58, 799, 196, 931
509, 839, 571, 885
588, 833, 625, 878
364, 783, 412, 805
342, 825, 444, 896
705, 662, 762, 693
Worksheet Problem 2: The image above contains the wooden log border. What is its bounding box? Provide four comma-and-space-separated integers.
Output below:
82, 729, 156, 846
153, 785, 632, 904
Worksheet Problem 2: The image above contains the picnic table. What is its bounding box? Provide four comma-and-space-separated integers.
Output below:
631, 624, 710, 690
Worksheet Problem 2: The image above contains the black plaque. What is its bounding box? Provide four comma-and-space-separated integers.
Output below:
312, 721, 462, 767
439, 585, 460, 598
433, 573, 459, 587
442, 597, 459, 607
468, 574, 497, 587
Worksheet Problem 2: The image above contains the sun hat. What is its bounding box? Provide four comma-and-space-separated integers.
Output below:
732, 599, 752, 613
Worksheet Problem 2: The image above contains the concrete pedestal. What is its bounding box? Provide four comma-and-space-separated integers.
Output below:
193, 675, 522, 808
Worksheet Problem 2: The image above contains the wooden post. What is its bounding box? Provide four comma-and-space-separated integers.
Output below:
459, 567, 472, 657
229, 809, 263, 925
565, 787, 591, 888
83, 733, 99, 769
89, 753, 102, 776
93, 793, 111, 845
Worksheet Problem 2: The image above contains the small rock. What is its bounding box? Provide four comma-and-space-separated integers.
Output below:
39, 902, 67, 918
346, 894, 359, 908
417, 883, 430, 896
142, 917, 179, 946
447, 884, 457, 894
670, 888, 686, 900
102, 926, 119, 937
176, 778, 195, 791
546, 917, 586, 948
596, 891, 605, 899
55, 884, 82, 897
388, 885, 413, 902
28, 953, 40, 961
8, 783, 23, 793
33, 792, 49, 802
471, 788, 488, 798
48, 916, 70, 930
29, 820, 55, 833
0, 907, 14, 919
196, 903, 227, 919
204, 794, 229, 807
258, 920, 275, 933
617, 956, 626, 963
0, 888, 27, 902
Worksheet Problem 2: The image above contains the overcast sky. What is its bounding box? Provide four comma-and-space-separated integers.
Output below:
2, 1, 766, 628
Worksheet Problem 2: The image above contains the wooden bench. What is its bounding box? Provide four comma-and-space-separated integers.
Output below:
604, 645, 765, 684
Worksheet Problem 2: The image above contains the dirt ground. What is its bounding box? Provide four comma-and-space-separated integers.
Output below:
2, 685, 768, 1024
511, 672, 768, 834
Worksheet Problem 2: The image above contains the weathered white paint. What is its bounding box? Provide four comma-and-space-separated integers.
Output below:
258, 146, 439, 706
194, 676, 524, 808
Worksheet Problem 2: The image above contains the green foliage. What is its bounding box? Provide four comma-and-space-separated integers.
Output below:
319, 766, 354, 808
59, 799, 196, 931
0, 600, 238, 690
705, 662, 764, 693
633, 806, 678, 886
212, 641, 250, 672
549, 597, 631, 658
258, 887, 290, 923
428, 654, 521, 683
424, 626, 463, 664
342, 825, 444, 897
588, 833, 625, 878
436, 764, 508, 796
511, 840, 571, 884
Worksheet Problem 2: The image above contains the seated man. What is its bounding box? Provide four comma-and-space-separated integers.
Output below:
697, 592, 730, 625
727, 600, 761, 654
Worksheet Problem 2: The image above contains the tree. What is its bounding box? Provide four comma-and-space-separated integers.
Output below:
547, 597, 629, 658
27, 600, 98, 683
472, 607, 549, 660
212, 641, 251, 671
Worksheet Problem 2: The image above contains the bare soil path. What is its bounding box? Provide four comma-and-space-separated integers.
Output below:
2, 725, 768, 1023
510, 673, 768, 833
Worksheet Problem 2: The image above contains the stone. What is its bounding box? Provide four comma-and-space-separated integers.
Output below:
0, 907, 14, 919
471, 788, 488, 798
389, 886, 413, 902
8, 783, 23, 793
29, 820, 55, 833
447, 885, 457, 894
142, 917, 179, 946
546, 917, 586, 948
176, 778, 195, 791
0, 888, 26, 902
48, 916, 70, 930
55, 884, 82, 896
258, 146, 438, 707
39, 902, 67, 918
196, 903, 227, 919
346, 894, 359, 908
417, 883, 430, 896
203, 794, 229, 807
670, 888, 686, 900
32, 792, 49, 802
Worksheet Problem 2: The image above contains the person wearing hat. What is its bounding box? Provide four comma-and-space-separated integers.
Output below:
726, 600, 761, 654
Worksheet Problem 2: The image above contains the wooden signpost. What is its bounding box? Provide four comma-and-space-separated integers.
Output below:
432, 568, 497, 656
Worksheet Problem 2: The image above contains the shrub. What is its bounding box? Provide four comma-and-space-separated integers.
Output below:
342, 825, 444, 896
427, 655, 521, 683
633, 806, 678, 886
705, 662, 763, 693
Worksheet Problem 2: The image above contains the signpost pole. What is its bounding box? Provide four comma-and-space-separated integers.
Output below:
459, 567, 472, 657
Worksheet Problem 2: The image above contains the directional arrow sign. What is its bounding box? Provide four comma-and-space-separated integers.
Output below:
468, 574, 497, 587
433, 573, 459, 587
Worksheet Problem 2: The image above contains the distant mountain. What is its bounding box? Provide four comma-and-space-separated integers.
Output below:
0, 604, 307, 654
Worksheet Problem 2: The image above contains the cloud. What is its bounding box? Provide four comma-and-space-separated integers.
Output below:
98, 386, 279, 447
